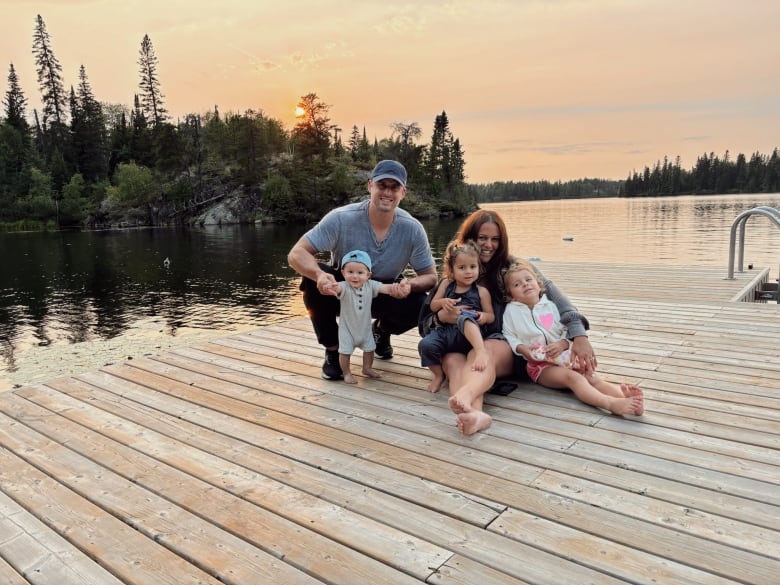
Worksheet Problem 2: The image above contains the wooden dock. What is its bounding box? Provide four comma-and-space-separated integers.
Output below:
1, 263, 778, 584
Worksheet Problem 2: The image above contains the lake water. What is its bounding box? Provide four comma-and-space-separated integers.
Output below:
2, 193, 779, 388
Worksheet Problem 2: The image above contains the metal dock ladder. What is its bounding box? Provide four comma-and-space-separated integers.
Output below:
726, 206, 780, 302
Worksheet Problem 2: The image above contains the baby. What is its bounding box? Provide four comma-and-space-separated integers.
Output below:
329, 250, 410, 383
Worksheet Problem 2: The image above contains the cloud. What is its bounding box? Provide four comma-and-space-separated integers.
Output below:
229, 45, 281, 73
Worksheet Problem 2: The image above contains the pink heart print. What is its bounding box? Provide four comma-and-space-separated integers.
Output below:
539, 312, 554, 330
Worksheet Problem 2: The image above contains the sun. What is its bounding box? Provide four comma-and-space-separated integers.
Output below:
294, 106, 306, 117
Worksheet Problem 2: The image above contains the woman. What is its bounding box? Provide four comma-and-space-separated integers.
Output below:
438, 210, 596, 435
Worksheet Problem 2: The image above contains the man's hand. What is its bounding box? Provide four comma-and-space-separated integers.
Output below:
389, 279, 412, 298
317, 272, 339, 296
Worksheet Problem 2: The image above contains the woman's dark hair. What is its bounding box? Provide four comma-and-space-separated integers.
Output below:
456, 210, 510, 297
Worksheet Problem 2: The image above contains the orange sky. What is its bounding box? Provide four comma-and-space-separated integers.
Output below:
3, 0, 779, 183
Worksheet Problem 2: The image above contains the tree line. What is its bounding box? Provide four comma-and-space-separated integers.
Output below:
623, 150, 780, 197
468, 148, 780, 203
0, 15, 469, 230
468, 178, 623, 203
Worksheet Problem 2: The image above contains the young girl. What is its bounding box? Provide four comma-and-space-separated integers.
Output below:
418, 240, 495, 393
502, 259, 644, 416
331, 250, 410, 384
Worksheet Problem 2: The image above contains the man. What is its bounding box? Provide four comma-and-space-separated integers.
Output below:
288, 160, 437, 380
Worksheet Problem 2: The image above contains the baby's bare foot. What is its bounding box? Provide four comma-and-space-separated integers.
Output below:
343, 373, 357, 384
363, 367, 382, 379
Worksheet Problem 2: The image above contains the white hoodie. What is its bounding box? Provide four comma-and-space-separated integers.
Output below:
503, 293, 569, 356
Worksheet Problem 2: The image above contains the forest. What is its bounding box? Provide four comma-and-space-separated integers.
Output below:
2, 15, 777, 231
0, 15, 470, 230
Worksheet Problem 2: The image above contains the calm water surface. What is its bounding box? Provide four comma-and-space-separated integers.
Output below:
1, 193, 779, 380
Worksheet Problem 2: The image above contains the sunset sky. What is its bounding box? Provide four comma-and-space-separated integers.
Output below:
3, 0, 778, 183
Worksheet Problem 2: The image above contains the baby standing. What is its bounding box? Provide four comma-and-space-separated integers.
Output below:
331, 250, 410, 383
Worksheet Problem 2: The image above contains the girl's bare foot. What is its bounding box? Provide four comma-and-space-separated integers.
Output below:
472, 349, 489, 372
363, 367, 382, 378
620, 383, 645, 415
343, 373, 357, 384
448, 392, 471, 414
427, 374, 445, 393
605, 394, 643, 416
456, 411, 492, 435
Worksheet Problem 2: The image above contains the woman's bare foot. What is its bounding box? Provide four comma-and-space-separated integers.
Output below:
363, 367, 382, 378
343, 372, 357, 384
448, 392, 472, 414
620, 383, 644, 415
456, 411, 492, 435
427, 373, 445, 393
472, 349, 489, 372
605, 394, 643, 416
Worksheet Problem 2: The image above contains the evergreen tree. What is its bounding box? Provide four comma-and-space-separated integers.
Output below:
71, 65, 107, 181
358, 127, 371, 162
450, 138, 465, 183
2, 64, 31, 206
421, 111, 466, 200
347, 125, 361, 159
130, 94, 153, 166
137, 34, 167, 127
32, 14, 67, 127
4, 64, 28, 131
104, 104, 131, 175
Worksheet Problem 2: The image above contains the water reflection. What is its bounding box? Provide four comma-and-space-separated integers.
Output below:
1, 193, 779, 378
0, 224, 312, 373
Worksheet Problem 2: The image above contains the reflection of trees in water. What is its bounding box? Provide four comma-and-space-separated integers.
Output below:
0, 307, 20, 372
0, 225, 312, 359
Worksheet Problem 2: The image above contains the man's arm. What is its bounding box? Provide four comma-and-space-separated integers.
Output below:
406, 266, 437, 294
288, 236, 324, 280
288, 236, 337, 294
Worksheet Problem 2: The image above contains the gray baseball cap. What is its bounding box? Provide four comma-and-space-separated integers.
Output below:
370, 160, 407, 186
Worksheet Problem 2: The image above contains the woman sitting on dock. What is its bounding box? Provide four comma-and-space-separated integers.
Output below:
434, 210, 598, 435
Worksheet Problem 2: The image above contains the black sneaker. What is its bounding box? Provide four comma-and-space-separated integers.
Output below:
372, 321, 393, 360
321, 349, 343, 380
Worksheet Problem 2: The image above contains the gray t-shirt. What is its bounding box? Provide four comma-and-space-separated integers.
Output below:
304, 200, 435, 283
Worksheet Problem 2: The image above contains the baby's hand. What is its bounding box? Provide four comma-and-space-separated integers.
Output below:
396, 280, 411, 297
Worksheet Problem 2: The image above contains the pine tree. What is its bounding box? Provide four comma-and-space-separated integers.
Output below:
4, 64, 28, 131
137, 34, 168, 127
1, 65, 32, 208
348, 125, 361, 159
32, 14, 67, 127
71, 65, 107, 181
130, 93, 153, 166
